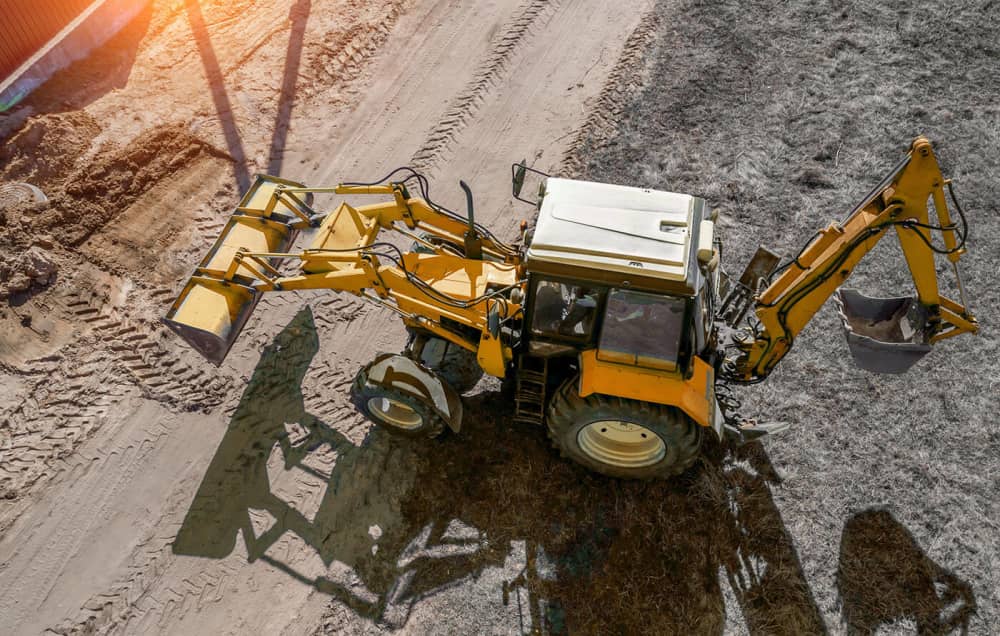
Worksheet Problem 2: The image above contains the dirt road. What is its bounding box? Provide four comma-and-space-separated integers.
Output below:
0, 0, 653, 633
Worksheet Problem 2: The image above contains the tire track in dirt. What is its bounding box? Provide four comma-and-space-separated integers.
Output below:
409, 0, 560, 169
4, 0, 654, 631
109, 319, 231, 411
0, 0, 411, 511
46, 375, 404, 635
0, 404, 182, 633
192, 206, 228, 246
45, 497, 206, 636
301, 6, 406, 103
0, 283, 234, 532
559, 10, 660, 177
76, 0, 415, 438
1, 317, 131, 528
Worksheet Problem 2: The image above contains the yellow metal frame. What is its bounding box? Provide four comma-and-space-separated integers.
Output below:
732, 137, 978, 380
578, 350, 715, 428
167, 178, 523, 374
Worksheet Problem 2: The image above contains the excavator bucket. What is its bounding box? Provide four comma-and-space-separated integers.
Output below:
834, 288, 931, 374
163, 175, 314, 365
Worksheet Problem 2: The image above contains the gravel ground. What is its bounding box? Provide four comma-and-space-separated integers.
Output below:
2, 0, 996, 634
567, 0, 999, 633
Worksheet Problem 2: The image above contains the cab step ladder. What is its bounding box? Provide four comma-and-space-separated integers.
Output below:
513, 355, 548, 426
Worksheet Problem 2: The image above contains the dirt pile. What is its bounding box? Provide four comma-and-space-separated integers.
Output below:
1, 115, 229, 300
0, 112, 101, 188
28, 122, 230, 247
0, 246, 57, 299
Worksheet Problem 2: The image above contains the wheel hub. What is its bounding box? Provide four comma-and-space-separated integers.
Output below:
577, 420, 666, 468
366, 397, 423, 429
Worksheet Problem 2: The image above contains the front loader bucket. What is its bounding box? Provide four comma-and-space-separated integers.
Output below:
164, 175, 311, 365
164, 277, 261, 365
834, 288, 931, 374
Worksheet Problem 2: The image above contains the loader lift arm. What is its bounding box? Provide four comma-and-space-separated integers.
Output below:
726, 137, 978, 382
164, 172, 525, 375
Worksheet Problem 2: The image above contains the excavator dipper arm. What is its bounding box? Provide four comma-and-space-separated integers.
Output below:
727, 137, 978, 381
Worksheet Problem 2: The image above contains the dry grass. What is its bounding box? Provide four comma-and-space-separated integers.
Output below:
371, 391, 831, 635
568, 0, 998, 633
364, 0, 998, 633
334, 1, 998, 633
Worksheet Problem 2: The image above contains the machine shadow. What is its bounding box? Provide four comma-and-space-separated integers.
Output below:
836, 508, 976, 635
393, 393, 828, 635
172, 306, 826, 633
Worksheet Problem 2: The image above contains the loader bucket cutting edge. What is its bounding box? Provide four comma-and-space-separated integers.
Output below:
834, 288, 931, 374
164, 278, 261, 365
164, 175, 308, 365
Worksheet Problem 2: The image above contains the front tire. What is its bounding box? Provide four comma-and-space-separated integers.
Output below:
351, 366, 445, 438
546, 379, 702, 479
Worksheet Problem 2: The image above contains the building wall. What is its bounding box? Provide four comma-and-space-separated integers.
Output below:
0, 0, 95, 80
0, 0, 149, 110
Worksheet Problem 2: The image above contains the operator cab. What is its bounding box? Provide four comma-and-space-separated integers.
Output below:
522, 177, 717, 374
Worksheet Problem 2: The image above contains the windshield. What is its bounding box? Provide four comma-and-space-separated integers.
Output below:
598, 289, 687, 371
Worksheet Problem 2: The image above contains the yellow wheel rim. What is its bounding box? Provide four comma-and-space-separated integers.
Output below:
367, 397, 423, 429
577, 420, 665, 468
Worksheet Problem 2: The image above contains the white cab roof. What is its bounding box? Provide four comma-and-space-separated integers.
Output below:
527, 178, 695, 283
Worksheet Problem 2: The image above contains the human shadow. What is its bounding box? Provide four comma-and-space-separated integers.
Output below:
837, 508, 976, 635
172, 306, 360, 561
184, 0, 251, 191
173, 308, 827, 633
267, 0, 311, 175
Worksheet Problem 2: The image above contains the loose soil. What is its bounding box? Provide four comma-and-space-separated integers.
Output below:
1, 0, 996, 634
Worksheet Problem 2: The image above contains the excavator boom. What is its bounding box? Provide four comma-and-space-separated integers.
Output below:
725, 137, 977, 381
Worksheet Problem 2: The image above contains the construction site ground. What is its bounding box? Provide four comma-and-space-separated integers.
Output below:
0, 0, 997, 634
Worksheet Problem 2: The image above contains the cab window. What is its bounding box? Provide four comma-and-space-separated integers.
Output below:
531, 280, 601, 339
598, 289, 687, 371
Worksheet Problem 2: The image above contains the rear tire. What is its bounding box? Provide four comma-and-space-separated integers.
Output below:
546, 378, 702, 479
351, 365, 445, 438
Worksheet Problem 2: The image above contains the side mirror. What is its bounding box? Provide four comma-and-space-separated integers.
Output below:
510, 161, 551, 205
512, 160, 527, 198
487, 303, 501, 338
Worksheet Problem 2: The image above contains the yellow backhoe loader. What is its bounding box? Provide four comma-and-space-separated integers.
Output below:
165, 137, 977, 479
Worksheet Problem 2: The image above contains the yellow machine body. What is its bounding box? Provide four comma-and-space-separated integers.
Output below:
578, 350, 718, 432
163, 137, 978, 475
164, 179, 522, 371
